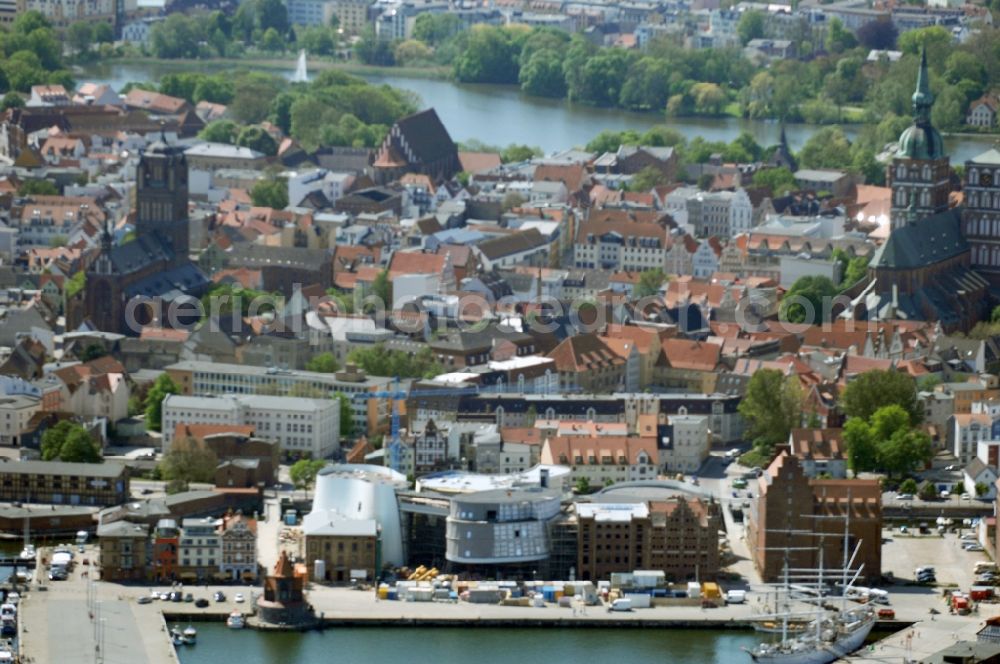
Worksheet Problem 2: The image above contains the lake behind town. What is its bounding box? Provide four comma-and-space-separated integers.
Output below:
80, 60, 999, 164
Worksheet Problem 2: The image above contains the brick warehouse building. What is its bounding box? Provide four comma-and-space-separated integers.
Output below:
747, 452, 882, 584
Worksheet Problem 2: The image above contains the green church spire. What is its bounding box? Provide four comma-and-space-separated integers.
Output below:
912, 46, 934, 124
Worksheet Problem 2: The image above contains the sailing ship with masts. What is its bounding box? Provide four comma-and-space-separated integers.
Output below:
744, 486, 877, 663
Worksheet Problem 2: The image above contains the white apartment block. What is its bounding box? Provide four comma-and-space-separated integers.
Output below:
573, 222, 666, 272
179, 517, 221, 578
162, 394, 339, 459
659, 413, 710, 473
0, 395, 41, 447
666, 188, 752, 239
165, 361, 391, 438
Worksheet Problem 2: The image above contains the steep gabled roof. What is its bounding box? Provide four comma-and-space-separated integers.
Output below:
393, 108, 457, 165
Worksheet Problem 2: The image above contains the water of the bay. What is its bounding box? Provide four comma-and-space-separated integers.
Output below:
175, 623, 762, 664
79, 61, 999, 163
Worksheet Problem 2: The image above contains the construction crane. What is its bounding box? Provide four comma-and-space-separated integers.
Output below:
353, 379, 566, 473
353, 379, 479, 473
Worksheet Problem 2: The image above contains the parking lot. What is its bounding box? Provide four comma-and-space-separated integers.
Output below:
881, 528, 984, 587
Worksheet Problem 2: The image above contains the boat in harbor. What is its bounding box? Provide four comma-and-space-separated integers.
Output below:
227, 610, 246, 629
183, 625, 197, 642
18, 544, 35, 562
747, 605, 875, 664
171, 625, 195, 645
745, 491, 876, 664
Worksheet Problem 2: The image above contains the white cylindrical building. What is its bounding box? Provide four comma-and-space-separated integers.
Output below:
304, 464, 408, 566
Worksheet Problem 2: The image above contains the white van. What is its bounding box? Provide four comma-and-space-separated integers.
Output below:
725, 590, 746, 604
609, 598, 633, 612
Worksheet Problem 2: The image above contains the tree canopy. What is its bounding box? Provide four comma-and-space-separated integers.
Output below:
840, 369, 921, 424
145, 374, 179, 433
159, 437, 219, 487
289, 458, 327, 496
779, 276, 839, 324
348, 344, 442, 379
41, 421, 102, 463
738, 369, 803, 450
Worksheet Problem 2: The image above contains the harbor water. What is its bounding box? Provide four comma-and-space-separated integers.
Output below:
175, 623, 762, 664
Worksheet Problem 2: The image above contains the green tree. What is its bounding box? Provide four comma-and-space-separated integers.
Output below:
67, 21, 93, 53
41, 421, 101, 463
394, 39, 433, 66
198, 119, 239, 144
334, 392, 354, 438
753, 166, 797, 196
159, 437, 219, 487
918, 480, 937, 501
305, 352, 340, 373
298, 25, 336, 56
145, 374, 179, 433
412, 12, 462, 45
454, 25, 521, 84
236, 125, 278, 156
348, 344, 442, 379
250, 177, 288, 209
840, 369, 921, 424
93, 21, 114, 43
737, 10, 765, 46
289, 458, 327, 497
878, 427, 932, 478
635, 268, 667, 298
18, 179, 58, 196
897, 25, 952, 62
500, 144, 542, 163
260, 27, 284, 52
779, 275, 839, 324
1, 92, 24, 110
80, 344, 108, 362
630, 165, 669, 192
843, 417, 877, 472
354, 27, 395, 66
519, 49, 567, 98
976, 482, 990, 497
371, 268, 391, 308
899, 477, 918, 495
575, 476, 591, 494
738, 369, 803, 449
825, 18, 858, 54
798, 126, 853, 171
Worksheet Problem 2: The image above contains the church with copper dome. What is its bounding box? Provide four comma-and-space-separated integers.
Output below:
860, 48, 992, 332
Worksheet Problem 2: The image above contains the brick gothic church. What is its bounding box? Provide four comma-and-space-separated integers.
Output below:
81, 137, 208, 334
861, 48, 991, 332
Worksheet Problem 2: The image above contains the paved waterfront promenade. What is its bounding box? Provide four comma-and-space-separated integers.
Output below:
18, 550, 180, 664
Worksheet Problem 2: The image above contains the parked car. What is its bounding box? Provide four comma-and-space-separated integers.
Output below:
184, 593, 194, 603
194, 598, 209, 608
945, 465, 959, 471
137, 596, 153, 605
877, 608, 896, 619
961, 533, 977, 540
965, 543, 985, 552
897, 494, 914, 501
234, 593, 245, 603
213, 591, 226, 602
169, 592, 182, 602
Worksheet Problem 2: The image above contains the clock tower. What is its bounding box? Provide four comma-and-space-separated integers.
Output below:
962, 148, 1000, 286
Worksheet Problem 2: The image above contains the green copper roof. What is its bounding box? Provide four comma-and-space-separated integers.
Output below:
897, 46, 944, 160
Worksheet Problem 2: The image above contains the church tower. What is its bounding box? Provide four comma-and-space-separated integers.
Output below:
888, 48, 951, 229
136, 135, 189, 260
83, 220, 124, 333
962, 148, 1000, 284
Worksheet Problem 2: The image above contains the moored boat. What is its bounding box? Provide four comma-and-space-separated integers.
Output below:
183, 625, 197, 642
227, 610, 245, 629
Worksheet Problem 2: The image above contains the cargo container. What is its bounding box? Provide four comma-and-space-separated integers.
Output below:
970, 586, 993, 601
701, 582, 722, 600
633, 570, 665, 589
687, 582, 701, 599
952, 593, 970, 615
